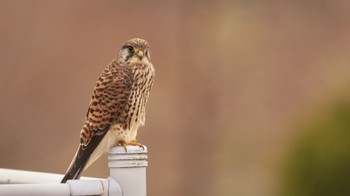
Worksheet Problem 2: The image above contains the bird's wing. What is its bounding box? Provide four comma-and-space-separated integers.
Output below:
83, 67, 134, 145
61, 66, 133, 183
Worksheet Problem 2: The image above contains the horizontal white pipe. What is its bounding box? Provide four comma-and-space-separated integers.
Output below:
0, 168, 101, 184
0, 178, 122, 196
0, 184, 70, 196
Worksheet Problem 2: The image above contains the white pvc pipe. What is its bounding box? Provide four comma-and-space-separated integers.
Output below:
0, 178, 122, 196
67, 178, 122, 196
0, 184, 70, 196
108, 145, 148, 196
0, 145, 148, 196
0, 168, 102, 184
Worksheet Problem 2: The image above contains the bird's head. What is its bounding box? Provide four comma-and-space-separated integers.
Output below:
118, 38, 151, 64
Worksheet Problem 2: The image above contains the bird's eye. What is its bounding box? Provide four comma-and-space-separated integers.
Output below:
127, 46, 134, 53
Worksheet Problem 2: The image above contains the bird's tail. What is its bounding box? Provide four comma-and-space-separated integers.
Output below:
61, 130, 108, 183
61, 145, 85, 183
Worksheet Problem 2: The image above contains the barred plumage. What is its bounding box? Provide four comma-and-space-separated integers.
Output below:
61, 38, 155, 183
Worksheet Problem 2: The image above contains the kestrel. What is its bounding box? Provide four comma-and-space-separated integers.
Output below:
61, 38, 155, 183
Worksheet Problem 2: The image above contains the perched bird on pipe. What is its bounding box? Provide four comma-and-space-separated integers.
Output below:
61, 38, 155, 183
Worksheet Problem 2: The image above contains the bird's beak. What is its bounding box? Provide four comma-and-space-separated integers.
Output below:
136, 50, 144, 60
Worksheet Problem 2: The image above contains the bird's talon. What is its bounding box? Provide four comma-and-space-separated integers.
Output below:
115, 140, 145, 152
115, 141, 128, 152
128, 140, 144, 148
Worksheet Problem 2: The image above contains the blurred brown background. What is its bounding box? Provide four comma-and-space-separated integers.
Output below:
1, 1, 350, 196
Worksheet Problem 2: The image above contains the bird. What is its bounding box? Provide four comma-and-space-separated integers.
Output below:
61, 38, 155, 183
